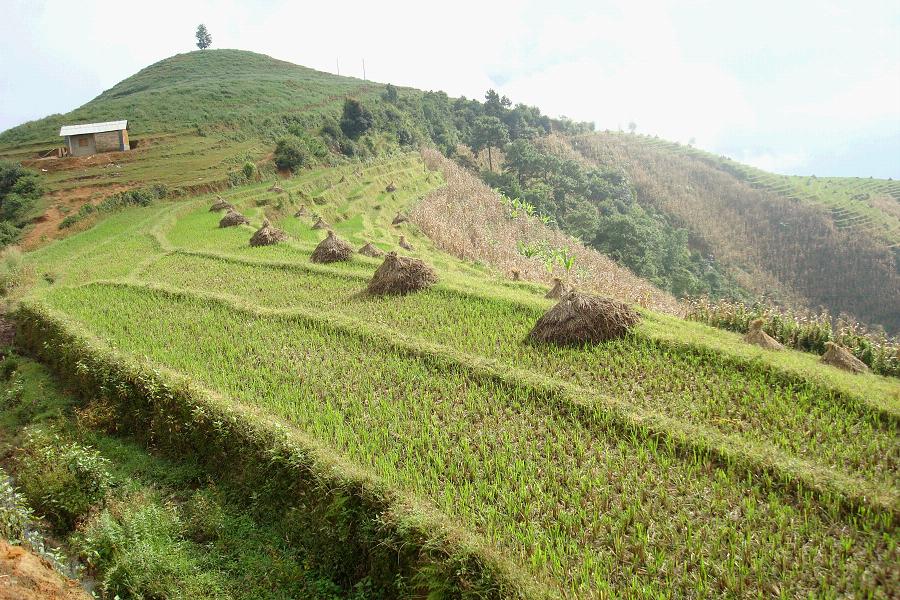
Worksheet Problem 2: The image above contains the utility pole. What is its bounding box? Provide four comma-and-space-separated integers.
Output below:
336, 58, 340, 76
362, 58, 366, 81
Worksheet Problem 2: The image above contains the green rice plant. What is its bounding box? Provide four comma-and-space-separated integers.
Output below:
24, 284, 898, 598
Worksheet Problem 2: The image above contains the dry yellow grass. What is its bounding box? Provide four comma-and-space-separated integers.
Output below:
412, 148, 682, 314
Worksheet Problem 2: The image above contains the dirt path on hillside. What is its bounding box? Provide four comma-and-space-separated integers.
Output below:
21, 183, 132, 250
0, 541, 89, 600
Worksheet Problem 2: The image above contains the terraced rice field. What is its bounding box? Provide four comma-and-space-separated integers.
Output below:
21, 153, 900, 597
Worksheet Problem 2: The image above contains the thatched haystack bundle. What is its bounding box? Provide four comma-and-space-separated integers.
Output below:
511, 269, 520, 281
358, 242, 385, 258
545, 277, 566, 299
392, 213, 408, 226
209, 197, 234, 212
529, 291, 640, 346
219, 209, 250, 228
743, 319, 784, 350
294, 205, 307, 217
269, 183, 285, 193
311, 217, 330, 230
386, 182, 397, 192
399, 235, 414, 251
366, 252, 437, 295
821, 341, 869, 374
249, 219, 287, 247
311, 230, 353, 263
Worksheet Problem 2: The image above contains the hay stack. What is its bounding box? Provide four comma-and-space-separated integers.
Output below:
209, 197, 233, 212
821, 342, 869, 374
311, 230, 353, 263
358, 242, 385, 258
386, 182, 397, 192
311, 217, 330, 230
366, 252, 437, 295
545, 277, 566, 299
392, 213, 408, 226
249, 219, 287, 247
529, 291, 639, 346
399, 235, 414, 251
269, 183, 285, 193
743, 319, 784, 350
511, 269, 521, 281
219, 209, 250, 228
294, 205, 307, 217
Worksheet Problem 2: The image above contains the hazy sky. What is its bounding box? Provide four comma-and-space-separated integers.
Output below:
1, 0, 898, 177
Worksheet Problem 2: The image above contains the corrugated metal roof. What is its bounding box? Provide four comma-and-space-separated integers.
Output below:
59, 120, 127, 136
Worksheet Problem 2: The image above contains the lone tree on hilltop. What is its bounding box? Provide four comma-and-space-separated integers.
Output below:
196, 24, 212, 49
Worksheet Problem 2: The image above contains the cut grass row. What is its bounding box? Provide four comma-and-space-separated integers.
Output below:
26, 285, 899, 598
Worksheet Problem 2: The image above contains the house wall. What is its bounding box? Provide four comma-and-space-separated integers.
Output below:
68, 134, 96, 157
94, 130, 121, 153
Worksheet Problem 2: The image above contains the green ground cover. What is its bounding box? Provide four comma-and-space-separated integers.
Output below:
17, 152, 900, 598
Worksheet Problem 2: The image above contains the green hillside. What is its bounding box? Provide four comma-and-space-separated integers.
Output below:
565, 132, 900, 333
0, 49, 898, 598
605, 133, 900, 246
0, 49, 375, 148
9, 150, 898, 598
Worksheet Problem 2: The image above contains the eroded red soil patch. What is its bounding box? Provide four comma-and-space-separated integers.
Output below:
0, 541, 89, 600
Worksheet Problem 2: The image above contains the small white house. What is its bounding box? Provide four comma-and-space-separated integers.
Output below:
59, 120, 129, 157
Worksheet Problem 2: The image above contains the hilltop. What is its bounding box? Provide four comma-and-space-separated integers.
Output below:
0, 49, 373, 146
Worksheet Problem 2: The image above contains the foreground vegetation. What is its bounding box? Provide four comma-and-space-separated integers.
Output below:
0, 354, 356, 599
11, 152, 898, 598
688, 296, 899, 377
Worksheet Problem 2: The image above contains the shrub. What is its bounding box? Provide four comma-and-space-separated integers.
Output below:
14, 430, 112, 531
0, 245, 24, 295
0, 160, 42, 224
340, 98, 374, 139
0, 475, 33, 544
75, 494, 227, 599
241, 160, 256, 180
273, 136, 312, 172
0, 221, 21, 247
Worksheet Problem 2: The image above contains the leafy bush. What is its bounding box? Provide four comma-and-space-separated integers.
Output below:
0, 161, 42, 223
14, 430, 112, 531
0, 474, 33, 544
0, 246, 24, 295
0, 222, 20, 247
340, 98, 374, 139
274, 136, 313, 172
241, 160, 256, 180
76, 494, 227, 599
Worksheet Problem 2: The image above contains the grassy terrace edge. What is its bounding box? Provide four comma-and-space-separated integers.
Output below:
13, 301, 547, 599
